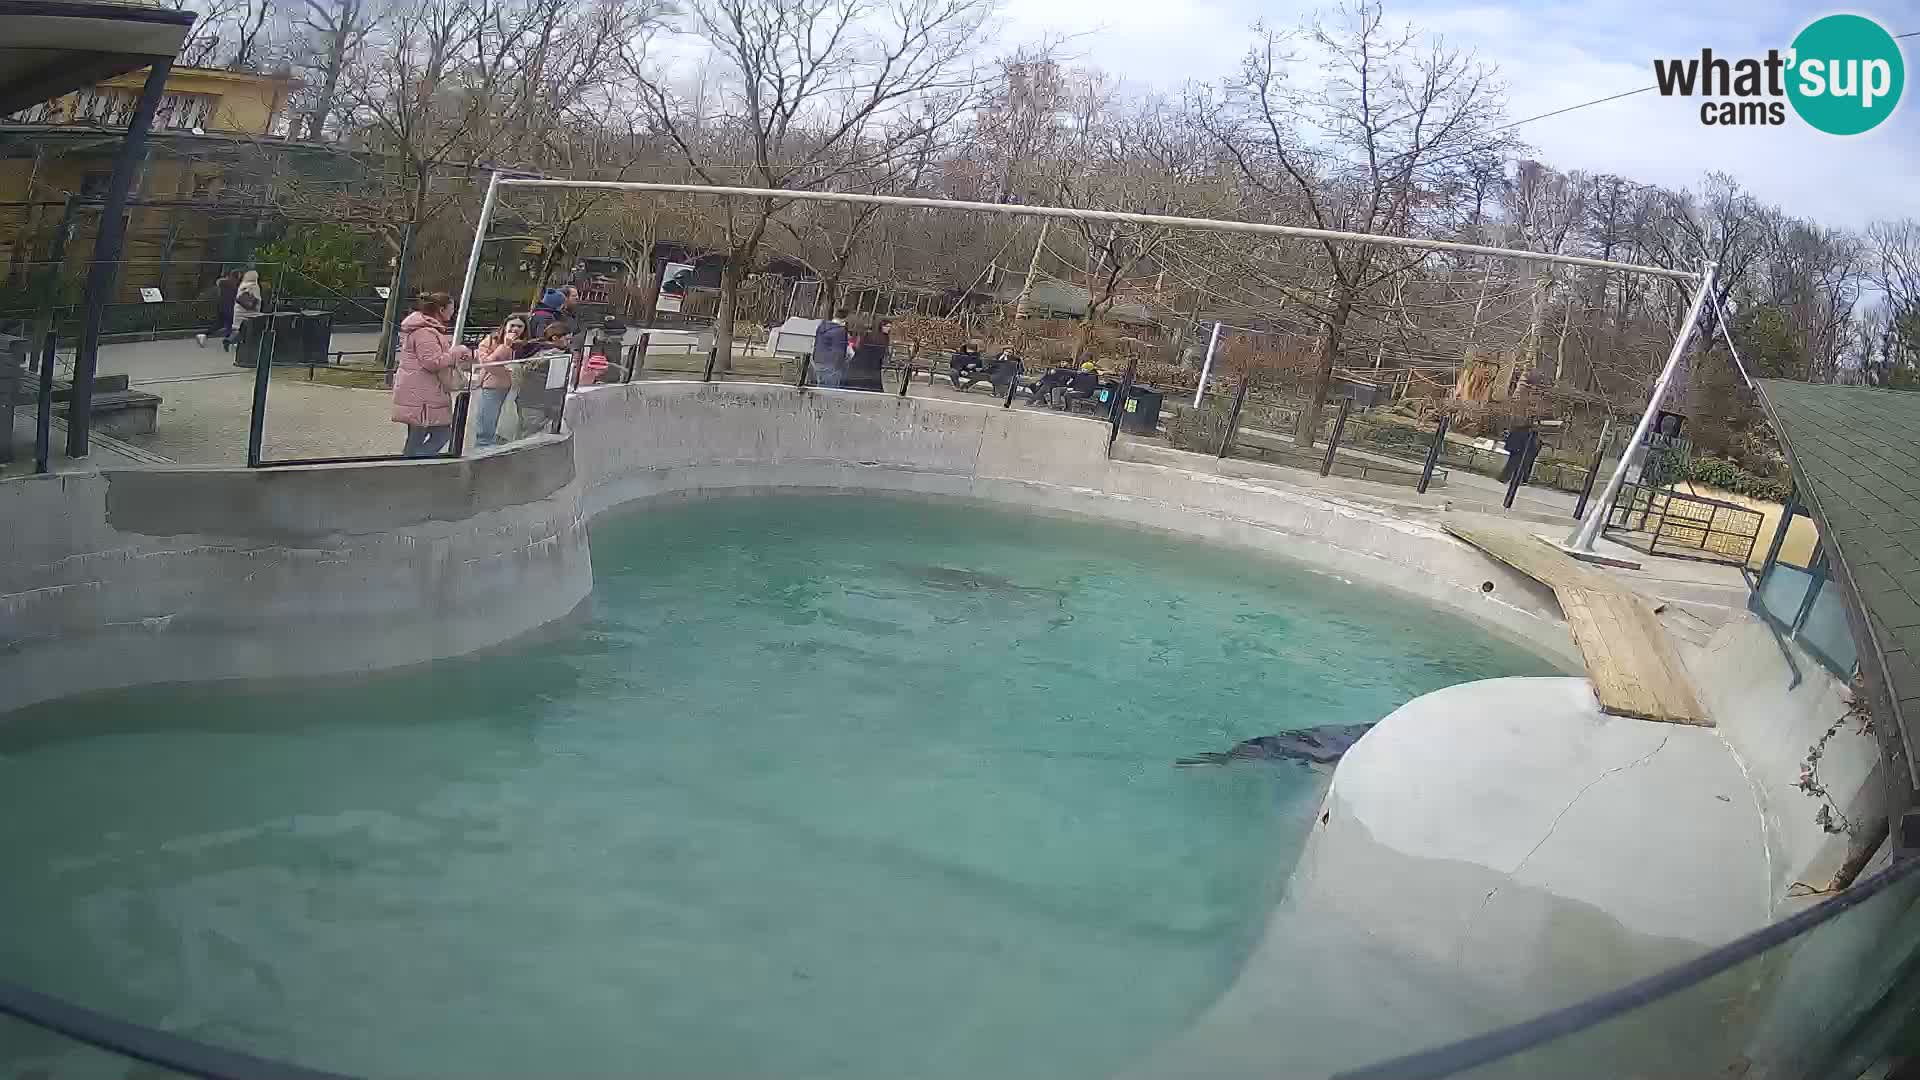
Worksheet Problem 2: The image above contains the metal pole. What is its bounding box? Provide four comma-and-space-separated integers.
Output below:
1218, 375, 1250, 459
1015, 220, 1048, 320
37, 194, 77, 337
70, 57, 172, 459
1192, 321, 1222, 408
1416, 413, 1449, 495
1107, 357, 1138, 455
245, 315, 275, 467
1567, 263, 1716, 552
702, 344, 718, 382
1572, 418, 1613, 520
451, 171, 501, 347
897, 343, 916, 398
1320, 397, 1352, 477
34, 331, 56, 474
1504, 432, 1541, 509
552, 337, 583, 436
1002, 368, 1019, 408
448, 386, 471, 457
497, 179, 1701, 283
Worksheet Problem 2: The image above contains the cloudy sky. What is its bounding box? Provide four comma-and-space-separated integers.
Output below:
998, 0, 1919, 230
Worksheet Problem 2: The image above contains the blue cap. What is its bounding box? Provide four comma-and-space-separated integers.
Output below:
541, 288, 568, 309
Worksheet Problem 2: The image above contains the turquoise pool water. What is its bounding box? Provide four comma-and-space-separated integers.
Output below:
0, 495, 1555, 1079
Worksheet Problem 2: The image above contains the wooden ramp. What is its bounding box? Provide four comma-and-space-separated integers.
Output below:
1445, 524, 1710, 726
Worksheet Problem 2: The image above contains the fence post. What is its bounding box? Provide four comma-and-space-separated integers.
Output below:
1107, 357, 1138, 455
1416, 413, 1450, 495
448, 391, 471, 457
1217, 374, 1250, 459
898, 342, 917, 398
795, 353, 813, 389
702, 344, 718, 382
245, 317, 275, 467
552, 340, 582, 436
1571, 419, 1613, 520
1320, 396, 1352, 477
1002, 369, 1019, 408
34, 331, 56, 474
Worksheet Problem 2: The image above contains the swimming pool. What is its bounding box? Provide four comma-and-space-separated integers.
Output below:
0, 495, 1555, 1078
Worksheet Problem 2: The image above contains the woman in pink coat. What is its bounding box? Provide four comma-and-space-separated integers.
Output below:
390, 292, 472, 457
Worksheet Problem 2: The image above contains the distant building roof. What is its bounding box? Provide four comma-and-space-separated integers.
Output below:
989, 279, 1156, 325
1758, 380, 1920, 811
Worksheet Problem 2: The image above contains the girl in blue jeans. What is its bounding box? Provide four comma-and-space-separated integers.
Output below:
472, 314, 527, 447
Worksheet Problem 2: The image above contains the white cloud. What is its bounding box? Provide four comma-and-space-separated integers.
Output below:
995, 0, 1920, 228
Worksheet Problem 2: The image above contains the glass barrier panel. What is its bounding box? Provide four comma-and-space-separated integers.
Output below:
1798, 578, 1861, 677
1756, 564, 1815, 628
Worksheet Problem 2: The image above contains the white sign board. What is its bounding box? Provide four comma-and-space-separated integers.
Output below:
544, 348, 571, 390
139, 287, 163, 303
374, 286, 392, 300
655, 261, 695, 314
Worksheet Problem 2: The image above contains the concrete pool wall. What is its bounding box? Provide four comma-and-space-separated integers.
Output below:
1, 380, 1575, 718
0, 378, 1887, 1076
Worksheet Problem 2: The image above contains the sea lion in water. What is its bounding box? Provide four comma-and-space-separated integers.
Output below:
1175, 723, 1374, 767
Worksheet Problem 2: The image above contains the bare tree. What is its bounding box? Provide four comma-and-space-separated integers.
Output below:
1200, 2, 1514, 445
630, 0, 993, 372
293, 0, 379, 140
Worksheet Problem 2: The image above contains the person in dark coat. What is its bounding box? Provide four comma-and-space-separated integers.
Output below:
846, 318, 890, 392
197, 271, 240, 350
1497, 420, 1538, 483
949, 340, 985, 388
528, 288, 577, 340
811, 308, 850, 388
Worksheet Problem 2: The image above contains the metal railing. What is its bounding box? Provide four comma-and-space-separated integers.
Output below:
1605, 481, 1765, 566
4, 845, 1914, 1079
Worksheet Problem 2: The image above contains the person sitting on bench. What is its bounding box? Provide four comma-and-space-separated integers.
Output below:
1024, 361, 1076, 406
1052, 362, 1101, 409
949, 340, 985, 388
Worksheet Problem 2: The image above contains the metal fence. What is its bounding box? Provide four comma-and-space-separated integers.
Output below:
1605, 481, 1765, 566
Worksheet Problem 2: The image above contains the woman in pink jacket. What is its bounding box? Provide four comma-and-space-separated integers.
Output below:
390, 292, 473, 457
471, 313, 527, 447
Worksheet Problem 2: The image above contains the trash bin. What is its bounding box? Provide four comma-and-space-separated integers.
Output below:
232, 312, 267, 367
300, 310, 334, 366
1120, 385, 1164, 434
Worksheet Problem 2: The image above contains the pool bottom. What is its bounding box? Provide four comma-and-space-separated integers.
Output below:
0, 495, 1555, 1079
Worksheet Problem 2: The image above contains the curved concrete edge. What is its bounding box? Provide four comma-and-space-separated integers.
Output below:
567, 381, 1581, 672
1677, 617, 1882, 902
0, 437, 592, 715
2, 378, 1578, 716
1134, 676, 1779, 1079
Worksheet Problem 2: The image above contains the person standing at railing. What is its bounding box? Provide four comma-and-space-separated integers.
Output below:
845, 317, 890, 392
197, 270, 240, 351
812, 308, 850, 388
390, 291, 473, 458
471, 313, 527, 448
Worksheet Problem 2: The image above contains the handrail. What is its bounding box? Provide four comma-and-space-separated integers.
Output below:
1332, 851, 1920, 1080
0, 979, 360, 1080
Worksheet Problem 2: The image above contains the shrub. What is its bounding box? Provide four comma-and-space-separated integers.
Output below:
1686, 455, 1791, 502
